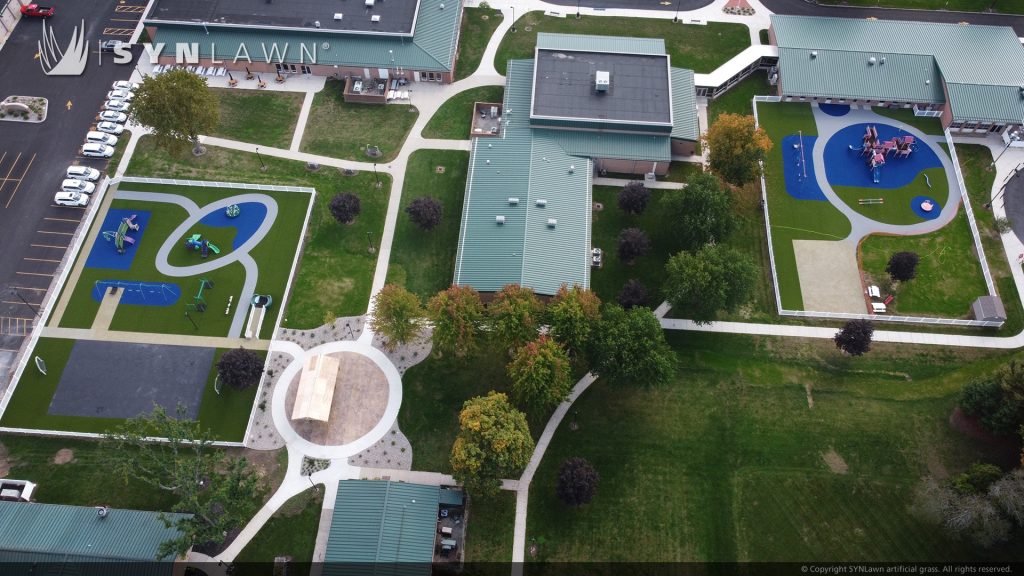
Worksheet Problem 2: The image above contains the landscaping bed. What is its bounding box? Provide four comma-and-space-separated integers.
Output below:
0, 95, 47, 122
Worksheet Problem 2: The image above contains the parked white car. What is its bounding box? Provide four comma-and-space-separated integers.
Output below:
107, 89, 135, 101
99, 110, 127, 123
81, 143, 115, 158
96, 121, 124, 135
61, 178, 96, 194
54, 191, 89, 207
66, 166, 100, 181
85, 131, 118, 147
103, 99, 129, 112
112, 80, 140, 91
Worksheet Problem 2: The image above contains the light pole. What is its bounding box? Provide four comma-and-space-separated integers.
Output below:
255, 147, 267, 171
373, 162, 380, 187
991, 130, 1021, 169
672, 0, 682, 23
366, 231, 376, 254
576, 0, 581, 19
389, 49, 394, 77
511, 5, 516, 32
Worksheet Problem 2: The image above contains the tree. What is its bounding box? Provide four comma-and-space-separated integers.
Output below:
489, 284, 544, 353
405, 196, 443, 231
660, 172, 735, 251
960, 377, 1021, 436
129, 68, 220, 155
588, 305, 676, 386
104, 405, 264, 558
663, 244, 756, 324
329, 193, 361, 225
557, 457, 600, 506
913, 475, 1012, 549
617, 279, 648, 309
989, 469, 1024, 527
953, 463, 1004, 495
617, 181, 650, 215
370, 284, 424, 350
427, 285, 486, 358
886, 251, 920, 282
508, 336, 572, 414
547, 284, 601, 357
834, 319, 874, 356
702, 112, 772, 186
450, 392, 534, 496
617, 228, 650, 264
216, 348, 263, 390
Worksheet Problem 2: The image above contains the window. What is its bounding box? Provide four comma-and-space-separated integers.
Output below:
288, 64, 297, 72
990, 124, 1002, 133
275, 63, 283, 73
301, 65, 311, 75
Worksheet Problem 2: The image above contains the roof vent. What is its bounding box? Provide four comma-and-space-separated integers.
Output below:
1019, 86, 1024, 99
371, 14, 381, 22
440, 2, 445, 8
547, 218, 557, 228
334, 12, 343, 20
879, 57, 886, 64
868, 57, 877, 66
496, 215, 505, 225
536, 199, 547, 207
925, 79, 931, 85
595, 70, 610, 93
314, 20, 321, 28
96, 506, 109, 519
568, 165, 575, 174
365, 0, 375, 6
810, 51, 817, 59
508, 197, 519, 205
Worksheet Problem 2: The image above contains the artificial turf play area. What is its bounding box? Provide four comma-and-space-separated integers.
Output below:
0, 178, 313, 438
757, 101, 995, 321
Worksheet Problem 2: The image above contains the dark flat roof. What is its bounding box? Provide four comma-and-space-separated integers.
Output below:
531, 49, 672, 125
147, 0, 419, 35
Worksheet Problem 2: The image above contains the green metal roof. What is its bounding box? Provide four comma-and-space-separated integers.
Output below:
0, 501, 188, 563
671, 68, 699, 141
149, 0, 461, 71
324, 481, 440, 576
536, 33, 666, 56
771, 14, 1024, 123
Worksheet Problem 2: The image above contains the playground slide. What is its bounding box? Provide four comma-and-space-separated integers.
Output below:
207, 242, 221, 254
872, 166, 881, 184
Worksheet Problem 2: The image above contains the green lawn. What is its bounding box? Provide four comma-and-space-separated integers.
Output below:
833, 166, 949, 225
454, 7, 504, 81
708, 72, 771, 122
465, 491, 515, 563
494, 13, 749, 75
106, 129, 133, 175
871, 107, 946, 136
235, 489, 323, 575
210, 88, 305, 149
386, 150, 469, 300
123, 136, 392, 327
0, 338, 258, 438
526, 331, 1024, 562
422, 86, 505, 140
56, 182, 309, 337
815, 0, 1024, 13
300, 80, 417, 162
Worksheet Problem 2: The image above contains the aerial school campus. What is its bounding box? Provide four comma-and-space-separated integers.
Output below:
2, 0, 1024, 572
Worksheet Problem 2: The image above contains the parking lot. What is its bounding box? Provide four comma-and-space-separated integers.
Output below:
0, 0, 144, 382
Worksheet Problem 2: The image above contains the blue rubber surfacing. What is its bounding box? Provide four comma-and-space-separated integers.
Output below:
85, 209, 151, 270
199, 201, 267, 250
824, 123, 942, 189
819, 104, 850, 117
782, 134, 827, 201
91, 280, 181, 306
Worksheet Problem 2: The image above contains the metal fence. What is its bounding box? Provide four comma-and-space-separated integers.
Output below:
118, 176, 316, 194
752, 97, 1005, 329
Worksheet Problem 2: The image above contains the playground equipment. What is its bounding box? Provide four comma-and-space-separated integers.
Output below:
923, 173, 932, 188
226, 204, 240, 218
102, 214, 141, 254
854, 126, 916, 184
91, 280, 180, 303
920, 199, 935, 213
245, 293, 273, 339
184, 233, 221, 259
858, 198, 884, 205
185, 278, 214, 313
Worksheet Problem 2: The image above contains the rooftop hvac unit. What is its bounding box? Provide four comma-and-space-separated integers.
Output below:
536, 199, 547, 207
365, 0, 375, 6
371, 14, 381, 22
508, 197, 519, 205
334, 13, 343, 20
314, 20, 321, 28
547, 218, 557, 228
496, 215, 506, 224
595, 70, 610, 93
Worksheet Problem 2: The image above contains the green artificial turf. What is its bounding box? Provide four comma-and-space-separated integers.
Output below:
386, 150, 469, 300
422, 86, 505, 140
123, 136, 391, 327
300, 80, 418, 162
454, 7, 504, 81
870, 108, 946, 137
832, 167, 949, 225
494, 13, 749, 75
210, 88, 305, 149
525, 331, 1024, 562
234, 489, 324, 574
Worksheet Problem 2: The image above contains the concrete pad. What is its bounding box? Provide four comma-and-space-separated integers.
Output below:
792, 239, 866, 313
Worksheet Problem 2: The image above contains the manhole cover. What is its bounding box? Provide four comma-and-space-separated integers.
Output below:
436, 166, 446, 174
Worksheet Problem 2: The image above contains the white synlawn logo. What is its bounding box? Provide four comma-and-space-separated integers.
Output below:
38, 19, 88, 76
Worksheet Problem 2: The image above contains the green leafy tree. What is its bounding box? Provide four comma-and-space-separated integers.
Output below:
960, 377, 1022, 436
427, 285, 486, 358
216, 348, 263, 390
129, 68, 219, 155
952, 463, 1004, 495
370, 284, 424, 350
547, 284, 601, 357
489, 284, 544, 353
450, 392, 534, 496
508, 336, 573, 414
588, 305, 676, 386
103, 405, 264, 558
664, 244, 756, 324
703, 112, 772, 186
660, 172, 735, 251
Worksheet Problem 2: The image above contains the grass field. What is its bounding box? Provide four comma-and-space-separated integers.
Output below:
465, 491, 516, 563
0, 338, 258, 438
815, 0, 1024, 13
123, 137, 392, 326
708, 72, 770, 123
494, 13, 749, 75
422, 86, 505, 140
300, 80, 417, 162
454, 8, 504, 81
56, 182, 309, 337
106, 129, 133, 175
235, 489, 323, 574
833, 166, 949, 225
526, 331, 1024, 562
210, 88, 305, 149
386, 150, 469, 300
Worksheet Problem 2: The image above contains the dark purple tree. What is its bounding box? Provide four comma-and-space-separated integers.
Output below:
617, 228, 650, 264
617, 279, 648, 309
329, 193, 361, 225
618, 181, 651, 215
557, 457, 600, 506
216, 348, 263, 390
406, 196, 443, 230
834, 319, 874, 356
